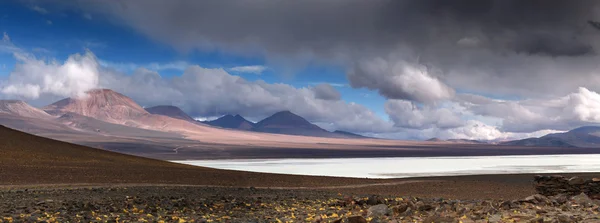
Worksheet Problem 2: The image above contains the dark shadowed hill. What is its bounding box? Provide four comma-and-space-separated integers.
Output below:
333, 130, 369, 138
204, 114, 255, 130
252, 111, 341, 137
503, 126, 600, 148
0, 125, 385, 186
145, 105, 196, 122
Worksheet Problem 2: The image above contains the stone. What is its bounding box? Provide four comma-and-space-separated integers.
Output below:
366, 195, 383, 205
571, 193, 595, 207
367, 204, 389, 217
550, 194, 569, 205
529, 217, 544, 223
568, 177, 586, 185
557, 214, 573, 223
392, 203, 409, 215
415, 201, 434, 211
423, 214, 458, 223
521, 194, 549, 205
347, 216, 368, 223
488, 214, 502, 223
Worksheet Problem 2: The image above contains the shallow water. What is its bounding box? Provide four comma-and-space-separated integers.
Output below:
173, 154, 600, 179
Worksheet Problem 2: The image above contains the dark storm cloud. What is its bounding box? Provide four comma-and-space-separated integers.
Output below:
29, 0, 600, 133
312, 84, 341, 101
47, 0, 600, 57
48, 0, 600, 100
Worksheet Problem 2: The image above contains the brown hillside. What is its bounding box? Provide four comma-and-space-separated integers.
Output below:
0, 125, 383, 187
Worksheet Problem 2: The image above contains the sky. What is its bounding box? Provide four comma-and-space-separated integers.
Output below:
2, 0, 600, 140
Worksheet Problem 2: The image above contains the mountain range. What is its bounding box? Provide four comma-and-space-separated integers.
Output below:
2, 88, 600, 161
203, 114, 255, 130
502, 126, 600, 148
201, 110, 366, 138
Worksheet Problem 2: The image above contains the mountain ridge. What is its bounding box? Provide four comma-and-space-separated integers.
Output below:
503, 126, 600, 148
204, 114, 255, 130
145, 105, 196, 122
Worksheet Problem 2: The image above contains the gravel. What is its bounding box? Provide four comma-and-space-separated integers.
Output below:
1, 186, 600, 223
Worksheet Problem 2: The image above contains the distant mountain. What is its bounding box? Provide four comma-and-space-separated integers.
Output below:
252, 111, 339, 137
145, 105, 195, 122
204, 114, 255, 130
503, 126, 600, 148
426, 138, 444, 142
425, 137, 483, 144
43, 89, 149, 125
446, 139, 483, 144
0, 100, 53, 120
41, 89, 217, 133
333, 130, 369, 138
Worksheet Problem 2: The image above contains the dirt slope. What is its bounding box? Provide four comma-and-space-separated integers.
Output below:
0, 125, 387, 187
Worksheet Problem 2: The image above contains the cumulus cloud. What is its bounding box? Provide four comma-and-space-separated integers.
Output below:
349, 58, 454, 103
97, 59, 391, 133
228, 65, 267, 74
1, 51, 100, 99
312, 83, 341, 101
457, 87, 600, 132
12, 0, 600, 138
384, 100, 463, 129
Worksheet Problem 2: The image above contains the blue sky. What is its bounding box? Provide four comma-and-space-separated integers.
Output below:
0, 1, 389, 119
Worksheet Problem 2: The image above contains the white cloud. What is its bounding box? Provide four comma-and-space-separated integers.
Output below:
46, 20, 53, 25
3, 32, 10, 42
457, 87, 600, 132
0, 32, 21, 54
97, 62, 391, 133
1, 50, 100, 99
385, 100, 463, 129
83, 13, 93, 20
228, 65, 267, 74
31, 6, 48, 14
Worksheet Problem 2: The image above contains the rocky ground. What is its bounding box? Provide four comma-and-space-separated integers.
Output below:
1, 185, 600, 223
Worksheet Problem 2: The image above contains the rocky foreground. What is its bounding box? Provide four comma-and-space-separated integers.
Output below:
0, 176, 599, 223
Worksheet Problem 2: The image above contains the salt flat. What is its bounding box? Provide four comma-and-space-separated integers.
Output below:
175, 154, 600, 179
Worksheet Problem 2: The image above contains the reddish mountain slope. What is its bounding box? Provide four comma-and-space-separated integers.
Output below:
0, 100, 54, 119
44, 89, 149, 126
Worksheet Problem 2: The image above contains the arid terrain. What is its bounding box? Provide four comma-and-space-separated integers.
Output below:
2, 89, 600, 222
2, 125, 600, 222
2, 89, 600, 161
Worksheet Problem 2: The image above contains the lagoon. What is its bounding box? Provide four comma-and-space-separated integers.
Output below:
173, 154, 600, 179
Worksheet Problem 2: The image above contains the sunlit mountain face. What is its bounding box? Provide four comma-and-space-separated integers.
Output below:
2, 0, 600, 141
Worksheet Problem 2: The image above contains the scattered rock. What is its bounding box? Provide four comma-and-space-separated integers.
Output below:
347, 216, 367, 223
568, 177, 586, 185
571, 193, 595, 207
366, 195, 383, 205
521, 194, 549, 205
367, 204, 389, 217
392, 203, 409, 215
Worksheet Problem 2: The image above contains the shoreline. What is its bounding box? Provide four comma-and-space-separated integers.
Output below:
2, 172, 599, 200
